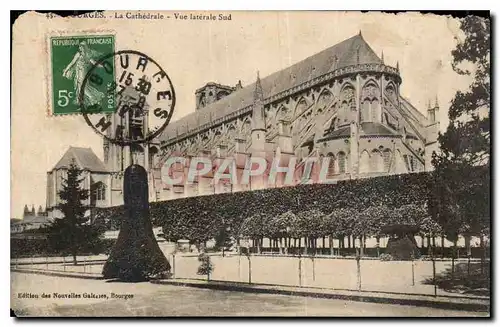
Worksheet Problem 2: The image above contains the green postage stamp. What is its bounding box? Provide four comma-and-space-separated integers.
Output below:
50, 34, 115, 115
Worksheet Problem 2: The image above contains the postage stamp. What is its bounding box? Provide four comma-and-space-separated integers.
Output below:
50, 34, 115, 115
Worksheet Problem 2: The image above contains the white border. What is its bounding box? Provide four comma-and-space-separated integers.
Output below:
4, 3, 496, 327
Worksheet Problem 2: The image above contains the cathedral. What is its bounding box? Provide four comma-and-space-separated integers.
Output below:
46, 32, 440, 218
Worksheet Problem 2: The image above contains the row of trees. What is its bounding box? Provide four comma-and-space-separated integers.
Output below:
238, 204, 440, 256
90, 163, 488, 259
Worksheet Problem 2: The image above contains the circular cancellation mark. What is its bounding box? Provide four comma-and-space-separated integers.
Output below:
79, 50, 176, 146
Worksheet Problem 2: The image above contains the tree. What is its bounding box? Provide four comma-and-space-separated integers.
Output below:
240, 213, 267, 253
325, 207, 357, 256
47, 160, 103, 265
295, 209, 326, 255
437, 15, 490, 168
431, 15, 490, 263
215, 218, 233, 256
355, 205, 390, 256
268, 211, 297, 254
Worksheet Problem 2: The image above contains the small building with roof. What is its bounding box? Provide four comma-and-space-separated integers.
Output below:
46, 146, 113, 219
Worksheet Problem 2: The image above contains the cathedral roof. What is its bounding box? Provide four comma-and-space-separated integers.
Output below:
320, 125, 351, 141
160, 33, 383, 143
399, 97, 430, 126
321, 122, 404, 142
52, 147, 108, 173
360, 122, 398, 136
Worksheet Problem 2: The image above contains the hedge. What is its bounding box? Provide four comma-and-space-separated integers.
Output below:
93, 167, 490, 247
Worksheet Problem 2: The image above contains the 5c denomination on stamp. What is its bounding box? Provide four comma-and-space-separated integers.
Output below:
50, 34, 116, 115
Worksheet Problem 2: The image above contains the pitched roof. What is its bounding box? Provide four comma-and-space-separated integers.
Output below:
399, 97, 429, 126
22, 215, 51, 224
52, 147, 108, 172
160, 33, 382, 143
360, 122, 398, 136
320, 125, 351, 141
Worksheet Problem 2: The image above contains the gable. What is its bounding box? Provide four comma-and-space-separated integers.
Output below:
52, 147, 108, 172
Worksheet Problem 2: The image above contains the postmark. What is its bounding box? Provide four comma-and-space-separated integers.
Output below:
79, 50, 175, 145
50, 34, 115, 115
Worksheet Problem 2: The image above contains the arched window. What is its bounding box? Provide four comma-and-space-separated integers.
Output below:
326, 153, 336, 177
294, 99, 308, 118
241, 119, 251, 135
382, 149, 392, 172
276, 105, 289, 122
395, 150, 406, 173
316, 90, 333, 114
371, 99, 381, 122
385, 84, 397, 103
341, 101, 349, 122
361, 99, 371, 122
403, 154, 411, 172
341, 85, 355, 122
338, 152, 347, 173
410, 156, 415, 172
91, 182, 106, 203
371, 150, 384, 172
360, 150, 370, 173
199, 94, 206, 108
227, 125, 236, 138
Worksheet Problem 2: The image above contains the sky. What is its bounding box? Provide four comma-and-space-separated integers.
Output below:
11, 11, 473, 219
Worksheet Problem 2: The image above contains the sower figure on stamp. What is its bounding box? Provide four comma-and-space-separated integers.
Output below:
62, 41, 104, 106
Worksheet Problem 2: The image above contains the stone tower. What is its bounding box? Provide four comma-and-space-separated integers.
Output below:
195, 82, 237, 110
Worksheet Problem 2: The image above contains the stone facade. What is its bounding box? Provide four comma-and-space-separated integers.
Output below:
11, 205, 51, 233
146, 33, 440, 201
48, 33, 440, 209
46, 147, 113, 219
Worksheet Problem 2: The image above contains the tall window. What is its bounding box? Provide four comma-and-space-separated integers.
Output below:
382, 149, 392, 172
371, 99, 381, 122
326, 153, 336, 177
360, 150, 370, 173
338, 152, 347, 173
403, 155, 411, 172
92, 182, 106, 202
410, 156, 416, 172
361, 99, 372, 122
294, 99, 308, 118
341, 101, 349, 122
371, 150, 384, 172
